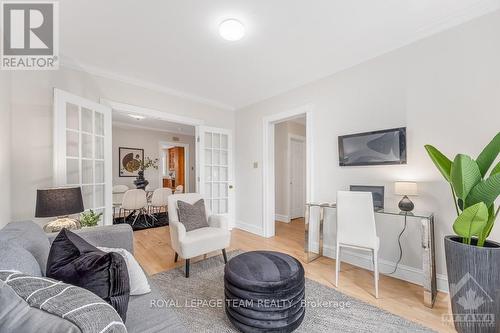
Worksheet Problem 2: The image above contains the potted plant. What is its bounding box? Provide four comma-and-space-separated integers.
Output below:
80, 209, 103, 228
134, 157, 159, 190
425, 132, 499, 333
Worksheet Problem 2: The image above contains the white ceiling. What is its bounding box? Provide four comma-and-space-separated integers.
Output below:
112, 111, 195, 136
60, 0, 500, 110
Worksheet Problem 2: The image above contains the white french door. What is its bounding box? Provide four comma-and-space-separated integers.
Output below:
53, 89, 113, 225
196, 126, 234, 225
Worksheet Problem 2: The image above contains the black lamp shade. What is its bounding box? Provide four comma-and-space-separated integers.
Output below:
35, 187, 84, 218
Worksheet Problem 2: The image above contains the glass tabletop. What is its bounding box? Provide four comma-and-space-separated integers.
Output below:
306, 202, 433, 219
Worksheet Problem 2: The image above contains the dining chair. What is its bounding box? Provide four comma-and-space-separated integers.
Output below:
335, 190, 380, 298
121, 189, 150, 226
112, 184, 129, 206
149, 187, 172, 216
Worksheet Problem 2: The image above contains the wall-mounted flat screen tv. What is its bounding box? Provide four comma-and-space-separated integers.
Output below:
338, 127, 406, 166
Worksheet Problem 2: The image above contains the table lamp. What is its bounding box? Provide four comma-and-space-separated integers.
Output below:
35, 187, 84, 232
394, 181, 418, 212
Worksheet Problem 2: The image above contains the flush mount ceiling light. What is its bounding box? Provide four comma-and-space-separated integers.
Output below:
218, 19, 245, 41
128, 114, 145, 120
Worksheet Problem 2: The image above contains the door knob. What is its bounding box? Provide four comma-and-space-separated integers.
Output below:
229, 185, 234, 189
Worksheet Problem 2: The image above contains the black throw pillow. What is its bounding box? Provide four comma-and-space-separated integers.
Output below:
46, 229, 130, 321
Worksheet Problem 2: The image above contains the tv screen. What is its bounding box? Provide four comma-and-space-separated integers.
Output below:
338, 127, 406, 166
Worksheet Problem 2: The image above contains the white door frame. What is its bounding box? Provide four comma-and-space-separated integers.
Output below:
262, 104, 314, 238
158, 141, 190, 192
288, 133, 306, 220
100, 99, 204, 192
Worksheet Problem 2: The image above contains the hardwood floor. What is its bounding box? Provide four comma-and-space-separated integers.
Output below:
134, 218, 454, 332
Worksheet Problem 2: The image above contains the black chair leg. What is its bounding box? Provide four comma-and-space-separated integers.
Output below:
222, 249, 228, 264
185, 259, 190, 278
174, 252, 178, 263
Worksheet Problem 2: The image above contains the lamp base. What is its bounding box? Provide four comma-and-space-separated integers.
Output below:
398, 195, 414, 212
43, 217, 81, 233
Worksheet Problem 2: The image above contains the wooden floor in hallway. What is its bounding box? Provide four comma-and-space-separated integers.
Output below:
134, 218, 453, 332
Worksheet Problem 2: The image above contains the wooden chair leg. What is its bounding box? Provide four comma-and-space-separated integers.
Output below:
185, 259, 190, 278
174, 252, 178, 263
222, 249, 228, 264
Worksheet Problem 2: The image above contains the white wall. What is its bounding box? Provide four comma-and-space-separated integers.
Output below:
112, 125, 195, 192
0, 73, 11, 229
235, 11, 500, 288
10, 66, 235, 221
274, 120, 306, 221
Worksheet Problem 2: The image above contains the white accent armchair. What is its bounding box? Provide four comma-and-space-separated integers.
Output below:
167, 193, 231, 277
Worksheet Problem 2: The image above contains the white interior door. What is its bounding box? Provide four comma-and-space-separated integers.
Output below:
290, 137, 306, 219
53, 89, 113, 225
197, 126, 234, 225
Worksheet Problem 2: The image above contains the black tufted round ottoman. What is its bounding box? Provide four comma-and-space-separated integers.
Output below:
224, 251, 305, 333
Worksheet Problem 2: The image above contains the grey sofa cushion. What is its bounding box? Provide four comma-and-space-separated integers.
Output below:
125, 279, 186, 333
0, 243, 42, 277
0, 221, 50, 275
0, 271, 126, 333
177, 199, 209, 232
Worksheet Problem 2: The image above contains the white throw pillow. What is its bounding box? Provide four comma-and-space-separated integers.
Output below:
98, 246, 151, 295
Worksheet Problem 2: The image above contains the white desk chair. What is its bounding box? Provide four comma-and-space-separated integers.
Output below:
149, 188, 172, 216
121, 189, 150, 226
168, 193, 230, 277
174, 185, 184, 194
335, 190, 380, 298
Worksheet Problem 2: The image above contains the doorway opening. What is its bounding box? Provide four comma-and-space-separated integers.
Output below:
262, 104, 313, 238
110, 109, 196, 195
274, 116, 306, 238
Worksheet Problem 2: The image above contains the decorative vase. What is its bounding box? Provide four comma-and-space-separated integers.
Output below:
444, 236, 500, 332
134, 170, 149, 190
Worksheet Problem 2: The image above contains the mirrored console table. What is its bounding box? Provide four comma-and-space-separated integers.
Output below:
304, 202, 437, 308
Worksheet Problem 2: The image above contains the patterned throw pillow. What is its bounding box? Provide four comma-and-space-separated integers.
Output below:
177, 199, 209, 231
0, 271, 127, 333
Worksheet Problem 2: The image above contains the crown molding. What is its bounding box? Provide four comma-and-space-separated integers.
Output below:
112, 120, 195, 137
60, 56, 235, 111
414, 0, 500, 39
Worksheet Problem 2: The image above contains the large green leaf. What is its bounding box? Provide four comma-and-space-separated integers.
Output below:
476, 132, 500, 177
478, 205, 496, 246
424, 145, 452, 182
453, 202, 489, 239
465, 173, 500, 209
451, 154, 482, 200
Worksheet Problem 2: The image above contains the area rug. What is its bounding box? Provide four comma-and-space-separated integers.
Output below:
113, 212, 168, 231
150, 250, 435, 333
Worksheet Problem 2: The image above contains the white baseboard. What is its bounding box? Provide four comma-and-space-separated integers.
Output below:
234, 221, 264, 236
323, 245, 449, 293
275, 214, 290, 223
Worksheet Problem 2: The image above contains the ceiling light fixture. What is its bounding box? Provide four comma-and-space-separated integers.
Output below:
128, 114, 145, 120
218, 19, 245, 41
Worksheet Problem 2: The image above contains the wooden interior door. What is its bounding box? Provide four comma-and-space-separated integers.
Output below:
167, 147, 185, 189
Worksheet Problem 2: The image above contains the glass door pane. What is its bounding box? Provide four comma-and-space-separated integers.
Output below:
55, 89, 112, 225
